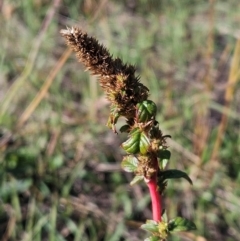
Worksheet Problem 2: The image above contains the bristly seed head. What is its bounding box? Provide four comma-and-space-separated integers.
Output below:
60, 27, 149, 122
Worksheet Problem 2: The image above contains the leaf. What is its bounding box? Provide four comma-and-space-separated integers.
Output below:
0, 179, 32, 198
159, 159, 169, 170
119, 125, 130, 133
160, 169, 193, 185
122, 128, 150, 155
121, 156, 139, 172
137, 100, 157, 122
157, 150, 171, 169
168, 217, 197, 232
50, 155, 64, 169
139, 132, 150, 155
158, 149, 171, 159
130, 175, 144, 185
161, 209, 167, 221
146, 220, 159, 225
121, 128, 141, 154
144, 236, 160, 241
129, 127, 141, 135
141, 220, 158, 233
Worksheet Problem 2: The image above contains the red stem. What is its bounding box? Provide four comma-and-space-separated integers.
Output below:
146, 177, 162, 221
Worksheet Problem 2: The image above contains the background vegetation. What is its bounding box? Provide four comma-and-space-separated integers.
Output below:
0, 0, 240, 240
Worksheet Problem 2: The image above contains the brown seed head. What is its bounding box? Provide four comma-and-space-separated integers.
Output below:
60, 27, 149, 120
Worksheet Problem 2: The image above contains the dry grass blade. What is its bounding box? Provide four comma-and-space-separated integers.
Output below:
60, 197, 106, 220
167, 138, 201, 165
18, 48, 72, 127
0, 0, 61, 121
2, 205, 16, 241
193, 0, 215, 159
225, 40, 240, 102
210, 39, 240, 162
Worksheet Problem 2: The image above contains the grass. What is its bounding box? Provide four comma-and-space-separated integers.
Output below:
0, 0, 240, 240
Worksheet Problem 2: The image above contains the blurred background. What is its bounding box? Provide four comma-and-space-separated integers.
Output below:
0, 0, 240, 240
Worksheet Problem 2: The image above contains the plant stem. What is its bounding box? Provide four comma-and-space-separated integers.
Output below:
146, 177, 162, 221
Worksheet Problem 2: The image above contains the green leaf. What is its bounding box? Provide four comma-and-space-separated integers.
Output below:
168, 217, 197, 232
157, 150, 171, 169
119, 124, 130, 133
129, 127, 141, 135
160, 169, 193, 185
161, 209, 167, 221
139, 132, 150, 155
121, 156, 139, 172
0, 179, 32, 198
158, 149, 171, 159
144, 236, 160, 241
130, 175, 144, 185
159, 159, 169, 170
122, 128, 150, 155
137, 100, 157, 122
121, 128, 141, 154
141, 220, 158, 233
50, 155, 64, 169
